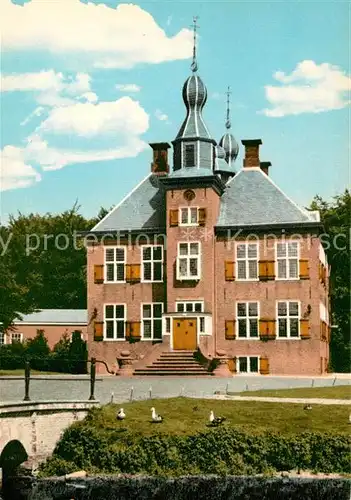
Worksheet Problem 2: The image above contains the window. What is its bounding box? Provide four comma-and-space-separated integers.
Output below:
0, 332, 6, 345
142, 246, 163, 282
11, 333, 23, 343
176, 301, 204, 313
236, 243, 258, 280
276, 241, 299, 279
104, 304, 126, 340
142, 303, 163, 340
277, 301, 300, 338
165, 317, 171, 334
199, 317, 205, 333
237, 302, 259, 338
179, 207, 198, 226
237, 356, 259, 374
185, 144, 195, 167
177, 242, 201, 280
105, 247, 125, 282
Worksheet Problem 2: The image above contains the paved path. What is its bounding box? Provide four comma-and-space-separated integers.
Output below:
209, 395, 351, 405
1, 376, 350, 405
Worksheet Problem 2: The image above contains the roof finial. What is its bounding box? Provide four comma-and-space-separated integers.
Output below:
225, 86, 231, 129
190, 16, 199, 72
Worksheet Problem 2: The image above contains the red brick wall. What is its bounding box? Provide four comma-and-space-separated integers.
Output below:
7, 324, 87, 349
215, 234, 329, 375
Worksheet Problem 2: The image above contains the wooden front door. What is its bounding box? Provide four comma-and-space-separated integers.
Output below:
173, 318, 197, 350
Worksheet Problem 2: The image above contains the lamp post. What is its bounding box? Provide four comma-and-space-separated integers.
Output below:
23, 360, 31, 401
89, 357, 96, 401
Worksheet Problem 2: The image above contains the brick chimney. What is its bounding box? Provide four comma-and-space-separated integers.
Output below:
241, 139, 262, 168
260, 161, 271, 176
149, 142, 171, 175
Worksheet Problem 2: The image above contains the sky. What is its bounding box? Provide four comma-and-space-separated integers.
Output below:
0, 0, 349, 223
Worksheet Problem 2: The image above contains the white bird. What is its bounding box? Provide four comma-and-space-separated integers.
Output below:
117, 408, 126, 420
209, 410, 226, 426
303, 405, 312, 411
151, 407, 163, 423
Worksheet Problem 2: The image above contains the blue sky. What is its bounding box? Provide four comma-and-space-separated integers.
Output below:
0, 0, 349, 223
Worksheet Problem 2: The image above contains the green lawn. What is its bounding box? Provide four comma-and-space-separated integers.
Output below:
233, 385, 351, 400
86, 397, 351, 440
0, 369, 67, 376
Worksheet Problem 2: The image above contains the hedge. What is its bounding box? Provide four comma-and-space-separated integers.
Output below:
39, 425, 351, 477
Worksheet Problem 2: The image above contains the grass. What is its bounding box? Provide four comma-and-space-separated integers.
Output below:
234, 386, 351, 400
84, 397, 351, 442
0, 369, 69, 376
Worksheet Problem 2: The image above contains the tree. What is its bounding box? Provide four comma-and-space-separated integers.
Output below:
310, 190, 351, 372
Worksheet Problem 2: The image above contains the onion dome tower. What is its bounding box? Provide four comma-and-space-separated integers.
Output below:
217, 86, 239, 182
172, 17, 216, 174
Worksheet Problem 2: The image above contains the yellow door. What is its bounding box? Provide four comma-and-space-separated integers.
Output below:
173, 318, 197, 350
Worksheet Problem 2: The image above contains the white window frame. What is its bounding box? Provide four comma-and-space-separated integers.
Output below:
276, 300, 300, 339
275, 241, 300, 280
236, 302, 260, 339
236, 242, 259, 281
0, 331, 6, 345
141, 302, 164, 340
179, 207, 199, 227
176, 300, 204, 313
11, 332, 23, 343
236, 356, 260, 374
104, 246, 126, 283
141, 245, 163, 283
176, 241, 201, 280
104, 303, 127, 341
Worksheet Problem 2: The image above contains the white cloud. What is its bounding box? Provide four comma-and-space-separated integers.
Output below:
0, 145, 41, 191
24, 135, 148, 171
38, 97, 149, 137
261, 60, 351, 117
155, 109, 169, 122
115, 84, 141, 93
1, 0, 193, 69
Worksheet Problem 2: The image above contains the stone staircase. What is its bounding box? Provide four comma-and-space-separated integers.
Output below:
133, 351, 211, 376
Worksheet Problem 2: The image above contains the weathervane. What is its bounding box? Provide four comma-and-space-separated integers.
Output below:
225, 86, 231, 129
190, 16, 199, 72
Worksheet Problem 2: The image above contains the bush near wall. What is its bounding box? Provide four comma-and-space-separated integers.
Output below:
0, 329, 87, 374
39, 425, 351, 477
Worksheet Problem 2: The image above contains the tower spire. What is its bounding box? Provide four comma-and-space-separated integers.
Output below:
190, 16, 199, 73
225, 86, 231, 129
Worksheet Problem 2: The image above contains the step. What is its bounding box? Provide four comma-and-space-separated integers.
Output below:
133, 370, 211, 376
158, 355, 196, 360
145, 366, 205, 371
153, 359, 200, 364
151, 362, 202, 367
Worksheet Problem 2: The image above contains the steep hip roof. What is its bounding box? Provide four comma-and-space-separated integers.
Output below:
217, 168, 319, 228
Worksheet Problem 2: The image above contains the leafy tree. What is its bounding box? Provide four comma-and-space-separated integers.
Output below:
26, 329, 50, 371
69, 330, 88, 374
310, 190, 351, 372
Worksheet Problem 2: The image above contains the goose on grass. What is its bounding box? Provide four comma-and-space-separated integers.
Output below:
209, 410, 226, 426
303, 405, 312, 411
151, 407, 163, 423
117, 408, 126, 420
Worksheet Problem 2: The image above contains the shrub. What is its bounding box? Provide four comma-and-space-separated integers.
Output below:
39, 425, 351, 477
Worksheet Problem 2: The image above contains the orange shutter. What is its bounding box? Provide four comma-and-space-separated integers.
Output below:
225, 261, 235, 281
259, 261, 275, 280
94, 321, 103, 341
225, 320, 236, 339
299, 259, 309, 279
227, 358, 237, 373
198, 208, 206, 226
259, 319, 276, 339
260, 357, 269, 375
126, 321, 141, 338
94, 265, 104, 284
169, 209, 179, 227
125, 264, 132, 282
131, 264, 141, 283
300, 319, 310, 339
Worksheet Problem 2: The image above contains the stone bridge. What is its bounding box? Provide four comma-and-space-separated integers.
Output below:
0, 400, 99, 466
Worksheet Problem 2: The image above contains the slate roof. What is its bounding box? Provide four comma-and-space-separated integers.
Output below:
14, 310, 87, 325
216, 168, 317, 227
91, 174, 166, 233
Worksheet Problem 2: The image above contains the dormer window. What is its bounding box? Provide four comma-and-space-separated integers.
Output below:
185, 144, 195, 167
